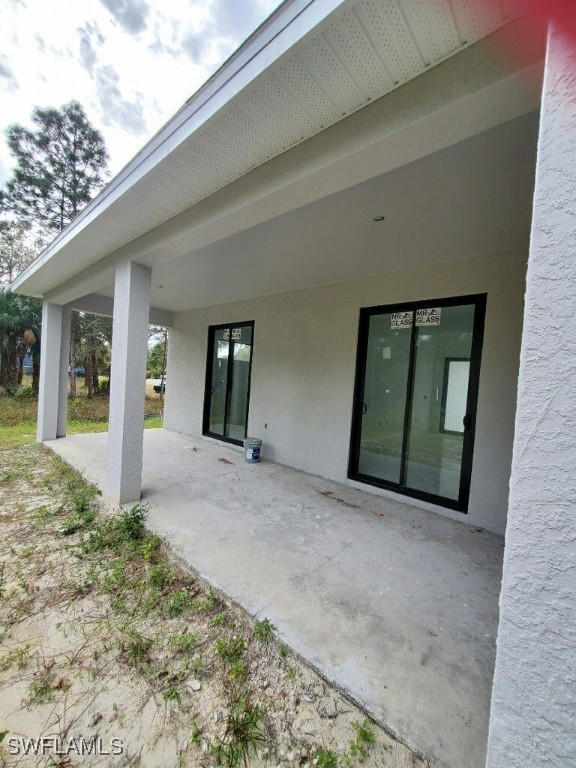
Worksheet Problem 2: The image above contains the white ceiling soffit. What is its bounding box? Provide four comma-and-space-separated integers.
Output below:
14, 0, 524, 297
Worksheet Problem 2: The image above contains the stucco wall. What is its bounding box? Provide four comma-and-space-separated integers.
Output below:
485, 28, 576, 767
165, 247, 526, 534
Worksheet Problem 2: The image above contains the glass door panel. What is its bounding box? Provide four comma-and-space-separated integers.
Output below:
357, 313, 412, 484
225, 326, 253, 441
404, 304, 475, 501
208, 334, 229, 436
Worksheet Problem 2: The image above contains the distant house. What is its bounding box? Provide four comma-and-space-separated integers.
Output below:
13, 2, 575, 767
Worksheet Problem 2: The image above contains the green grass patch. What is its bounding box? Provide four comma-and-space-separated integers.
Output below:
0, 392, 162, 450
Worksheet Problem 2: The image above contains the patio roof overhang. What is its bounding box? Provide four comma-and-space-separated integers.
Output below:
12, 0, 544, 316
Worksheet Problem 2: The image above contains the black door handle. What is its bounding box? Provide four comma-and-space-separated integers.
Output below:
463, 414, 472, 430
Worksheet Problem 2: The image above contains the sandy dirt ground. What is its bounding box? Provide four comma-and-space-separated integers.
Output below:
0, 444, 436, 768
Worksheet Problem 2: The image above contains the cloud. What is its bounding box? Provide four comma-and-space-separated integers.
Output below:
34, 33, 46, 53
181, 32, 209, 65
78, 23, 105, 76
95, 65, 147, 135
210, 0, 265, 40
0, 56, 19, 92
178, 0, 272, 64
99, 0, 150, 35
78, 29, 97, 75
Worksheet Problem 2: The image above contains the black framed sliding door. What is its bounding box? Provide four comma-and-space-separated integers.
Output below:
349, 295, 486, 512
203, 321, 254, 445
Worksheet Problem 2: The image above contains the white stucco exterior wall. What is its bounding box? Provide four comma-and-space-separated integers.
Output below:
165, 247, 526, 534
485, 27, 576, 767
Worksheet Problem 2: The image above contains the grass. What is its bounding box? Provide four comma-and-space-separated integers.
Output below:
0, 381, 162, 450
0, 443, 411, 768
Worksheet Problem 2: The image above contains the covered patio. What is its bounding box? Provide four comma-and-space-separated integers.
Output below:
48, 428, 504, 768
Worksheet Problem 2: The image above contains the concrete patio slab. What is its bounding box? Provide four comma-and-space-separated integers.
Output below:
47, 428, 504, 768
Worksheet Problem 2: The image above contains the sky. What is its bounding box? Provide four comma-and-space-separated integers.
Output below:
0, 0, 281, 186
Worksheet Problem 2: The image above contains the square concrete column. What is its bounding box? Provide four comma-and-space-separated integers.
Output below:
485, 25, 576, 768
105, 261, 151, 504
57, 305, 72, 438
37, 301, 69, 442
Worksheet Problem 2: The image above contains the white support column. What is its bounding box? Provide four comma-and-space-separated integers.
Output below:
57, 306, 72, 438
37, 301, 66, 442
105, 261, 151, 505
485, 25, 576, 768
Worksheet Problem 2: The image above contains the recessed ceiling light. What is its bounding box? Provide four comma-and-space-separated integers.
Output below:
373, 215, 386, 222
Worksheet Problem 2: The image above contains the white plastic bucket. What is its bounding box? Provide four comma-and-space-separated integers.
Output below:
243, 437, 262, 463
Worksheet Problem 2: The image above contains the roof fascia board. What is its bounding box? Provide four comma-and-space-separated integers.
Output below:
12, 0, 352, 294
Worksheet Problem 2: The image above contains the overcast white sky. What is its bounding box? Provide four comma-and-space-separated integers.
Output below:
0, 0, 281, 186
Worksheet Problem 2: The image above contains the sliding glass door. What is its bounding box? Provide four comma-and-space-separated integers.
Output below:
203, 322, 254, 445
349, 296, 485, 511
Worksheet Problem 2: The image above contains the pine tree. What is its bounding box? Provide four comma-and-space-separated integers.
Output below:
0, 101, 109, 238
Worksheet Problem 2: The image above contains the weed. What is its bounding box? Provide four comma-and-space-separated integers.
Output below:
316, 747, 338, 768
215, 637, 246, 665
347, 719, 376, 763
212, 611, 226, 627
253, 617, 276, 643
190, 724, 202, 747
33, 505, 54, 525
0, 644, 30, 672
286, 667, 297, 679
111, 594, 128, 612
27, 669, 55, 704
210, 743, 227, 763
20, 546, 36, 559
167, 589, 194, 617
163, 684, 180, 702
0, 470, 16, 485
120, 505, 147, 540
169, 631, 198, 654
278, 644, 287, 659
148, 563, 174, 590
120, 626, 153, 667
81, 505, 148, 554
228, 660, 247, 682
222, 697, 266, 768
189, 656, 203, 674
103, 558, 127, 594
140, 534, 163, 561
60, 489, 96, 535
196, 588, 217, 611
72, 487, 94, 516
14, 564, 30, 594
112, 702, 126, 727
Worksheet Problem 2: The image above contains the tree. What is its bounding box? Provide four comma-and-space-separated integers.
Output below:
0, 290, 41, 391
0, 221, 37, 286
0, 101, 109, 238
147, 330, 168, 379
1, 101, 110, 394
75, 314, 113, 398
